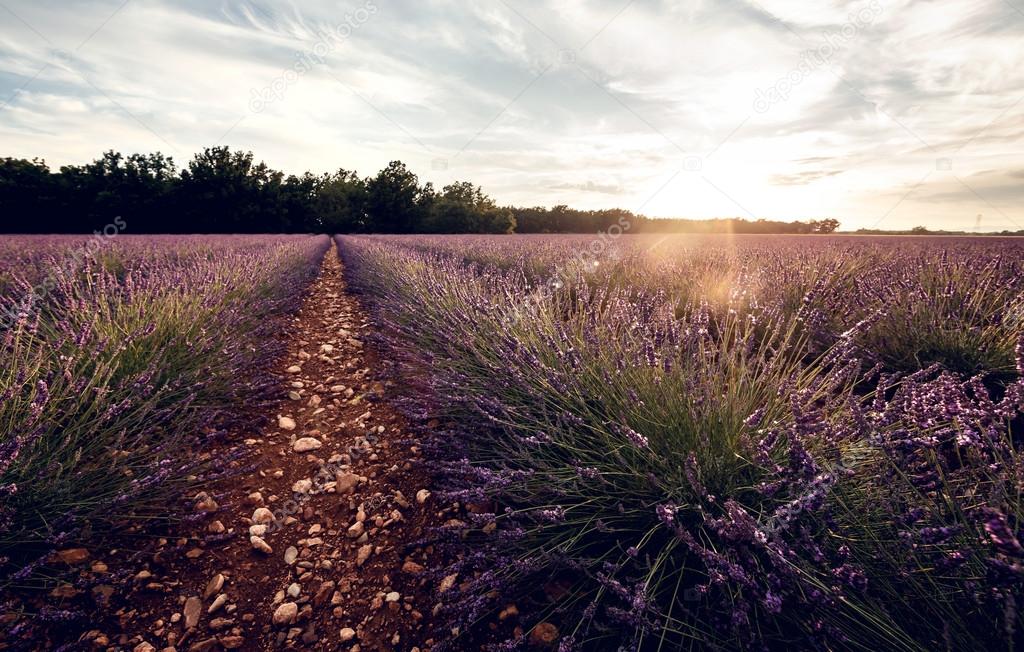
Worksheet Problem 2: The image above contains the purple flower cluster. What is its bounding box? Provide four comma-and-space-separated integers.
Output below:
338, 234, 1024, 651
0, 235, 329, 585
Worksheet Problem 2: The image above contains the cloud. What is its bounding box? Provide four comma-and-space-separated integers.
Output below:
548, 179, 626, 194
770, 169, 842, 185
918, 169, 1024, 206
0, 0, 1021, 229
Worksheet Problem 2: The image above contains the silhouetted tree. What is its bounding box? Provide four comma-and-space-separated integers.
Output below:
0, 158, 61, 232
0, 148, 864, 235
177, 147, 270, 232
365, 161, 428, 233
316, 169, 367, 233
425, 182, 515, 233
810, 218, 841, 233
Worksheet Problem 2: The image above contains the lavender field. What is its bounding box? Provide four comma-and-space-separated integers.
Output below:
0, 235, 329, 585
5, 0, 1024, 647
338, 234, 1024, 651
1, 233, 1022, 651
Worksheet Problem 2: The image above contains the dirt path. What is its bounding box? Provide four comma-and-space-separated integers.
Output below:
68, 243, 445, 651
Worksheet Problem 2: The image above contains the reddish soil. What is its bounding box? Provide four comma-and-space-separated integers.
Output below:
6, 244, 451, 651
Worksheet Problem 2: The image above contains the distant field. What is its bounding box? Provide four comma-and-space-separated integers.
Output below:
339, 233, 1024, 651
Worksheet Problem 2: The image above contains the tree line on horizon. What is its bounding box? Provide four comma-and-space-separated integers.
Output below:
0, 147, 843, 235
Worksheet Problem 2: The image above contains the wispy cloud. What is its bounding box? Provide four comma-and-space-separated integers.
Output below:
549, 179, 626, 194
0, 0, 1022, 230
771, 170, 843, 186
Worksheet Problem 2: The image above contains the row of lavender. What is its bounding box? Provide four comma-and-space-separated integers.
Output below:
0, 235, 330, 588
338, 234, 1024, 651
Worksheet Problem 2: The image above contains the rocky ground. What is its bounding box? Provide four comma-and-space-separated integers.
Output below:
5, 244, 460, 651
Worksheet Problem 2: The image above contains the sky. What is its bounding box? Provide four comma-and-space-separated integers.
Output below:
1, 0, 1023, 231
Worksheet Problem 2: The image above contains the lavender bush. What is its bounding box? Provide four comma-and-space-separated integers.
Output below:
338, 234, 1023, 651
375, 234, 1024, 380
0, 235, 329, 585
